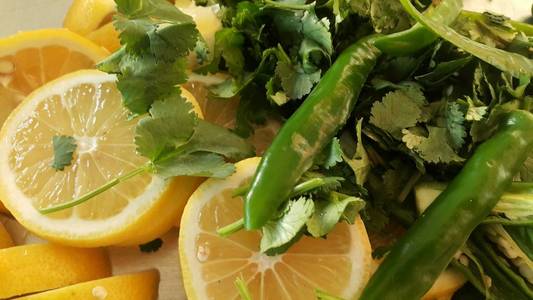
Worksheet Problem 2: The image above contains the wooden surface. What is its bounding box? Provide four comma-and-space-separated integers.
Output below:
0, 0, 529, 299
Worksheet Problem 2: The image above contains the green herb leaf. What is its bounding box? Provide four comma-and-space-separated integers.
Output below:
370, 87, 426, 137
276, 60, 321, 100
98, 0, 198, 115
403, 126, 464, 163
446, 102, 466, 149
306, 193, 365, 238
317, 138, 343, 169
400, 0, 533, 78
196, 28, 246, 76
260, 197, 314, 253
51, 135, 77, 171
135, 94, 254, 178
343, 119, 371, 185
139, 238, 163, 253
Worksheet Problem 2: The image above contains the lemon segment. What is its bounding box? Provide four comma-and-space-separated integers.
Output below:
0, 70, 202, 247
0, 243, 111, 299
179, 157, 372, 300
86, 22, 121, 52
16, 270, 159, 300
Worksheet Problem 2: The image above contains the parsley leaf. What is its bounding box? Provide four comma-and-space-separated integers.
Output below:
306, 193, 365, 238
370, 87, 426, 137
51, 135, 77, 171
98, 0, 199, 115
136, 94, 254, 178
139, 238, 163, 253
260, 197, 314, 253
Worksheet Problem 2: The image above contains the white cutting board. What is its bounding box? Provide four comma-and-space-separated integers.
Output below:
0, 0, 530, 299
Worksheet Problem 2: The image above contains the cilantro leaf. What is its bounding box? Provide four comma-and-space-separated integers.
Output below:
276, 60, 321, 100
402, 128, 424, 150
317, 137, 343, 169
413, 127, 464, 164
196, 28, 246, 77
368, 0, 411, 34
98, 0, 199, 115
306, 193, 365, 238
370, 87, 426, 137
51, 135, 77, 171
135, 95, 254, 178
446, 102, 466, 149
260, 197, 314, 253
300, 10, 333, 59
343, 119, 371, 185
139, 238, 163, 253
465, 97, 488, 121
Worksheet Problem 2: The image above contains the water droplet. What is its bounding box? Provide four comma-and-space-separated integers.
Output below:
197, 243, 210, 262
92, 286, 108, 299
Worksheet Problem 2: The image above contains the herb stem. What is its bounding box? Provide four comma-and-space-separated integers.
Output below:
217, 218, 245, 237
233, 176, 344, 198
39, 164, 150, 214
264, 0, 314, 10
234, 276, 253, 300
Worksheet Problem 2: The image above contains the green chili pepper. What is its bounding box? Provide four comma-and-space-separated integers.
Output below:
373, 0, 461, 56
243, 36, 381, 229
360, 110, 533, 300
243, 0, 461, 230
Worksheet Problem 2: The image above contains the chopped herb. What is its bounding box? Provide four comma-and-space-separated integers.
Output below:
51, 135, 77, 171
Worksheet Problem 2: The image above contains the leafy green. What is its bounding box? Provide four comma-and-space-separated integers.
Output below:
370, 87, 426, 137
400, 0, 533, 78
343, 119, 371, 185
260, 197, 314, 253
446, 102, 466, 150
196, 28, 245, 76
98, 0, 198, 115
51, 135, 77, 171
349, 0, 411, 34
407, 126, 464, 164
317, 137, 343, 169
276, 60, 321, 99
306, 193, 365, 237
136, 94, 254, 178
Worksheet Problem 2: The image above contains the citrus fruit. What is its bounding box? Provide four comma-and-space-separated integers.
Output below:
0, 70, 203, 247
0, 221, 13, 248
0, 243, 111, 299
16, 270, 160, 300
86, 22, 121, 52
179, 157, 373, 299
63, 0, 116, 36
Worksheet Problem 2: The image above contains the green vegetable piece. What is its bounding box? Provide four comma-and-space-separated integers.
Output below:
446, 102, 466, 150
400, 0, 533, 78
235, 276, 253, 300
361, 110, 533, 299
244, 36, 381, 229
260, 197, 314, 253
373, 0, 462, 56
413, 126, 464, 163
306, 193, 365, 238
51, 135, 77, 171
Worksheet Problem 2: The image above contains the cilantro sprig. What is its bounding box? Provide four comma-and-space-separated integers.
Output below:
41, 0, 254, 214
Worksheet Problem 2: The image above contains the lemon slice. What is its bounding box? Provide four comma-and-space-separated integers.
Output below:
0, 243, 110, 299
16, 270, 159, 300
0, 221, 13, 248
0, 70, 203, 247
179, 157, 373, 299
